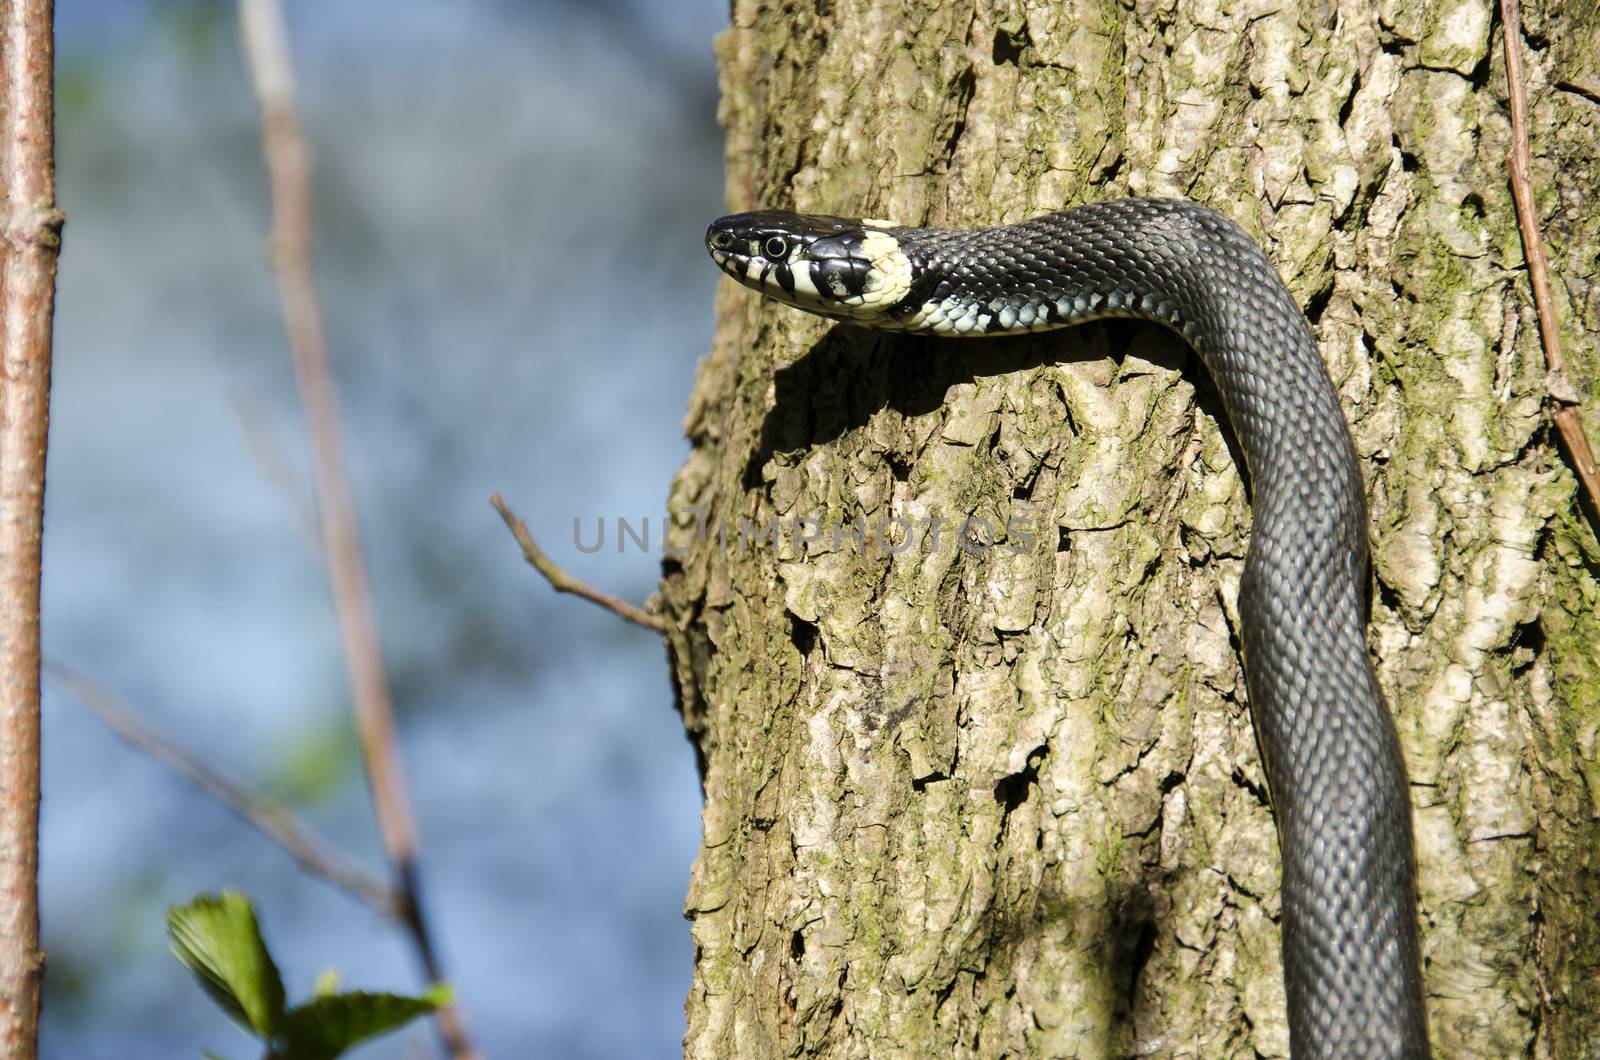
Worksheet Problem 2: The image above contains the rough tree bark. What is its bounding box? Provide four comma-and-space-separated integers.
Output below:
662, 1, 1600, 1056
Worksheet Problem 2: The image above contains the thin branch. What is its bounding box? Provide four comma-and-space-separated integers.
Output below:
1500, 0, 1600, 531
229, 389, 321, 554
48, 664, 398, 918
491, 493, 667, 632
236, 2, 478, 1056
0, 2, 60, 1054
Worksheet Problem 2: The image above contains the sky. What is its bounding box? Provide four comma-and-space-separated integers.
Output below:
42, 1, 727, 1055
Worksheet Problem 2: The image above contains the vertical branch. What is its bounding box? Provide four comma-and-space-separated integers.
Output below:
235, 2, 478, 1057
1500, 0, 1600, 527
0, 1, 59, 1055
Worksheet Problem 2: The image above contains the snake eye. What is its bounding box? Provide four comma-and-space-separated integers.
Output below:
763, 236, 789, 260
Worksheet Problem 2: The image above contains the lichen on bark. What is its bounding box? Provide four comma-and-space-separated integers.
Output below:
662, 1, 1600, 1056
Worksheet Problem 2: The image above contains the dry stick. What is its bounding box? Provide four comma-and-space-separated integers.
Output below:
49, 664, 398, 918
491, 494, 667, 633
229, 390, 321, 554
0, 2, 60, 1055
236, 2, 478, 1056
1500, 0, 1600, 530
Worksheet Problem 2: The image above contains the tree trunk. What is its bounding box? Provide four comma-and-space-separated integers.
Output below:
662, 1, 1600, 1056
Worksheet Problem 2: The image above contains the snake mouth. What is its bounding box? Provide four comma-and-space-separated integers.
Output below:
703, 221, 760, 286
705, 245, 741, 279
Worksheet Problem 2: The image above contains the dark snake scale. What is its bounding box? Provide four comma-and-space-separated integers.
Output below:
705, 197, 1427, 1058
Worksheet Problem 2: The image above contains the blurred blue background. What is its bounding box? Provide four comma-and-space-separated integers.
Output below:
42, 1, 724, 1055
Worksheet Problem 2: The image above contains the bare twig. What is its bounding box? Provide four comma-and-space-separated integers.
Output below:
229, 389, 320, 552
0, 2, 60, 1053
236, 2, 478, 1056
1500, 0, 1600, 532
491, 494, 667, 632
48, 663, 398, 917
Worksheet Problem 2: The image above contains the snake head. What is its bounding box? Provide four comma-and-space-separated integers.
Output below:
705, 210, 914, 322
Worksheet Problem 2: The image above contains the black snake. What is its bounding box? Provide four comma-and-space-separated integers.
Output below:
704, 197, 1428, 1058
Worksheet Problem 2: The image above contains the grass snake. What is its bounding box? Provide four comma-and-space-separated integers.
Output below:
704, 197, 1427, 1058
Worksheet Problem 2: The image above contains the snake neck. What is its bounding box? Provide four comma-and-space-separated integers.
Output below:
886, 201, 1356, 510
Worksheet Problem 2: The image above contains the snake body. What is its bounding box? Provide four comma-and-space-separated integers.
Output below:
705, 197, 1427, 1058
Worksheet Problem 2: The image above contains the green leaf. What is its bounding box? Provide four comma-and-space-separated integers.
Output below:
277, 986, 450, 1060
166, 891, 287, 1040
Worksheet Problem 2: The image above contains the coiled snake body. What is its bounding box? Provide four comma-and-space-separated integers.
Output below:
705, 197, 1427, 1058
